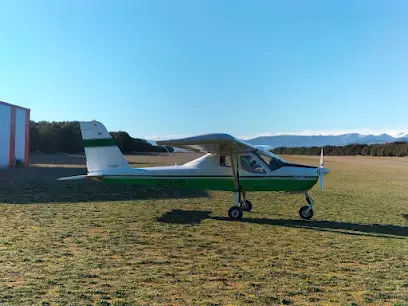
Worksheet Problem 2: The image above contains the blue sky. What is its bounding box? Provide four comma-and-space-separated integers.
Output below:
1, 0, 408, 139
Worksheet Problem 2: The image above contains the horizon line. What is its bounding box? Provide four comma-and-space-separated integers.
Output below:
143, 128, 408, 141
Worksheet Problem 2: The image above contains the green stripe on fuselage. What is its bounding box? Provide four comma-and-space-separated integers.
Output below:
83, 138, 116, 147
101, 176, 318, 192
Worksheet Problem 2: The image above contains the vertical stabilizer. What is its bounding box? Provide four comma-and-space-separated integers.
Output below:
80, 121, 131, 173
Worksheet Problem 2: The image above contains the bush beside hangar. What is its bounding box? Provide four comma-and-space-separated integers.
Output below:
0, 101, 30, 167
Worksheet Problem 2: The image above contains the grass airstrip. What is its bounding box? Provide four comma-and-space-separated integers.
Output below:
0, 153, 407, 305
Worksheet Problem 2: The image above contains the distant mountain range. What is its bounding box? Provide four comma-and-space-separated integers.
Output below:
246, 133, 408, 148
147, 133, 408, 151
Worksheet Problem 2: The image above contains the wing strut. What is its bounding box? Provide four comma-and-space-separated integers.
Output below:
230, 152, 241, 203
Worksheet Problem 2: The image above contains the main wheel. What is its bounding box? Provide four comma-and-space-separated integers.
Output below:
299, 205, 313, 220
240, 200, 253, 212
228, 206, 243, 220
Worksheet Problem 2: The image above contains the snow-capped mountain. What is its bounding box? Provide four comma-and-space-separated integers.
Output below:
395, 132, 408, 138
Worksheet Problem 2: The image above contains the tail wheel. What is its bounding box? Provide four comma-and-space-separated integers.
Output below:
299, 205, 313, 220
240, 200, 253, 212
228, 206, 243, 220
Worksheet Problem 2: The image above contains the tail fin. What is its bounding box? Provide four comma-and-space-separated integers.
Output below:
80, 121, 131, 173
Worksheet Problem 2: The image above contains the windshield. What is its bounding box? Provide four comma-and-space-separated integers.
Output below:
256, 150, 287, 171
268, 151, 287, 163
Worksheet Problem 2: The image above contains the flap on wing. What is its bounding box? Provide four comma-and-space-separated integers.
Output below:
156, 133, 257, 154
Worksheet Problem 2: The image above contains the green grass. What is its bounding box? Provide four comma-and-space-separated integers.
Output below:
0, 153, 407, 305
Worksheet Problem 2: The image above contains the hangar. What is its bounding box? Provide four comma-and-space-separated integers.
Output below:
0, 101, 30, 167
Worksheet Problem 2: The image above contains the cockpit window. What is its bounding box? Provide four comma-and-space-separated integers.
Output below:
240, 155, 267, 174
257, 151, 285, 171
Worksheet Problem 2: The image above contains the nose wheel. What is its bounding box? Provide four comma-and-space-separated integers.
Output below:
299, 205, 313, 220
299, 192, 314, 220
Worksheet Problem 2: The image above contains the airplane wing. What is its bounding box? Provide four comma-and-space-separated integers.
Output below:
158, 133, 256, 192
156, 133, 257, 154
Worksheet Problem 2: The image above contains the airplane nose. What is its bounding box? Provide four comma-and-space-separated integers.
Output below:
319, 167, 329, 175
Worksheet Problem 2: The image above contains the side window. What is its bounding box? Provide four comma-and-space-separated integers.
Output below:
220, 156, 232, 167
239, 155, 266, 174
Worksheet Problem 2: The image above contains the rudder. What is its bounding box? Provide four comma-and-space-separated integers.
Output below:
80, 121, 131, 173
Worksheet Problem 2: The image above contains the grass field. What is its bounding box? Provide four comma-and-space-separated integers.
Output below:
0, 153, 407, 305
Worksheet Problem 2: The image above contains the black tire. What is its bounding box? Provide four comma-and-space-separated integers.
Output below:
299, 205, 313, 220
241, 200, 253, 212
228, 206, 243, 220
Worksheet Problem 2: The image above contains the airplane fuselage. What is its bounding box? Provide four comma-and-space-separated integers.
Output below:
88, 153, 320, 192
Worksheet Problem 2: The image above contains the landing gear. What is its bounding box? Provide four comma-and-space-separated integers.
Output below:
227, 191, 252, 220
228, 206, 243, 220
299, 192, 314, 220
240, 191, 252, 212
299, 205, 313, 220
240, 200, 253, 212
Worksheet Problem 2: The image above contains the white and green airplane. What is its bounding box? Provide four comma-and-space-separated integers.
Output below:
58, 121, 330, 220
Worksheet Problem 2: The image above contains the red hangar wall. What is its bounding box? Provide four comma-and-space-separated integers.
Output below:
0, 101, 30, 167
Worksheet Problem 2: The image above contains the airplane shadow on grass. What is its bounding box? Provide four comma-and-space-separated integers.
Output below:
0, 167, 209, 204
157, 209, 212, 224
157, 209, 408, 239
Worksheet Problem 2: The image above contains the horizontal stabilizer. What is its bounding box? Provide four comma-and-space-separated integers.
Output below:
57, 175, 88, 181
57, 175, 102, 181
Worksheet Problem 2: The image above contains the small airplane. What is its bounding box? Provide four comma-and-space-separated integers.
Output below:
58, 121, 330, 220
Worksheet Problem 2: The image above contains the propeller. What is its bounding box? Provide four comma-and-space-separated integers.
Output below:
319, 148, 325, 191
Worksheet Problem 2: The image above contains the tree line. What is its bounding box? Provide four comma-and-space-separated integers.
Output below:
29, 121, 174, 154
271, 142, 408, 157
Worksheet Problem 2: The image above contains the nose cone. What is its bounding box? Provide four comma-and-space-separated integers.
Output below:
319, 167, 329, 175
